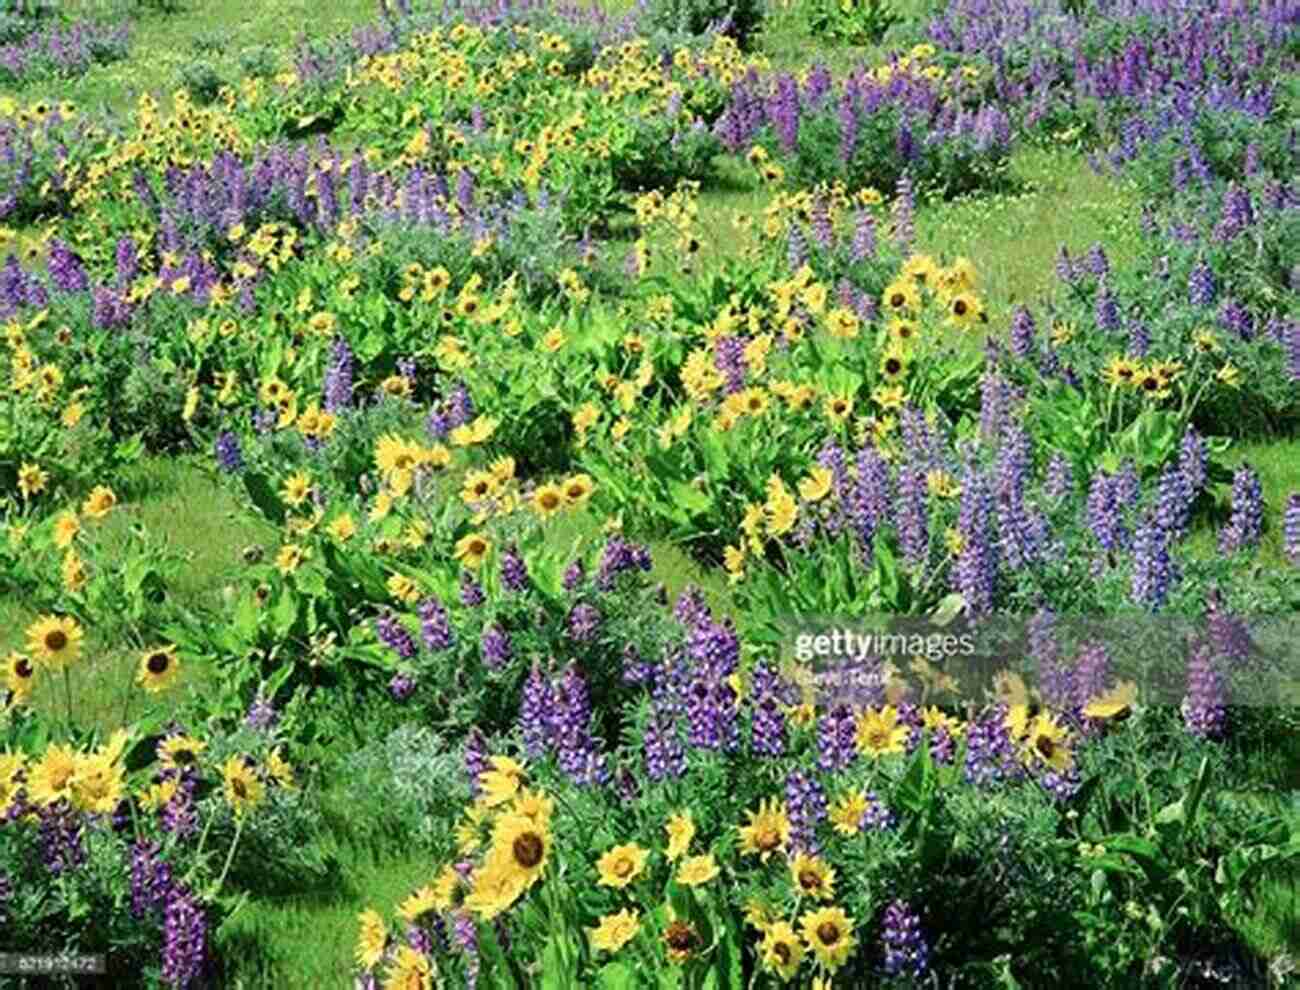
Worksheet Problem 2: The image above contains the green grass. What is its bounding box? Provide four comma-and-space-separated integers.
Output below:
11, 0, 380, 115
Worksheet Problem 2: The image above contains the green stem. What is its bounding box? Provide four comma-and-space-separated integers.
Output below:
210, 814, 245, 899
63, 665, 74, 739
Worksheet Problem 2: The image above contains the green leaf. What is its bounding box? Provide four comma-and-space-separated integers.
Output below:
596, 963, 636, 990
242, 471, 285, 526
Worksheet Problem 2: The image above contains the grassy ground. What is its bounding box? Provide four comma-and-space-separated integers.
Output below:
4, 0, 1298, 983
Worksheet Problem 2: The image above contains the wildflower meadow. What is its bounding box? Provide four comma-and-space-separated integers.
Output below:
1, 0, 1299, 985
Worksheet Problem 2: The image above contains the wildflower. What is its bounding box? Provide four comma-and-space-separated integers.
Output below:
665, 811, 695, 861
355, 909, 388, 970
790, 853, 836, 901
597, 843, 649, 888
137, 646, 181, 693
800, 906, 855, 972
589, 909, 640, 954
25, 615, 84, 671
760, 921, 805, 980
17, 462, 48, 498
453, 533, 491, 569
738, 798, 791, 861
82, 485, 117, 519
222, 756, 265, 816
676, 853, 720, 887
855, 706, 908, 757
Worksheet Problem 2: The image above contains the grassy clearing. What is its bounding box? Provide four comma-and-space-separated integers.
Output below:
12, 0, 378, 113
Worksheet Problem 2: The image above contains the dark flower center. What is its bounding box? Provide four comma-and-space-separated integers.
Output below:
147, 652, 171, 674
885, 359, 901, 375
1142, 376, 1158, 391
45, 630, 68, 652
817, 922, 840, 946
890, 293, 905, 308
774, 942, 791, 964
798, 869, 821, 891
665, 922, 697, 952
513, 832, 544, 869
14, 658, 32, 678
232, 778, 248, 799
953, 300, 967, 316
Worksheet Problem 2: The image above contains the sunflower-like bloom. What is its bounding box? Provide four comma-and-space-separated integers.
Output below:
596, 842, 649, 888
588, 908, 640, 954
222, 755, 265, 817
664, 810, 695, 862
354, 908, 388, 970
760, 920, 805, 981
137, 646, 180, 693
800, 906, 856, 972
675, 852, 720, 887
737, 798, 791, 861
789, 853, 836, 901
25, 614, 84, 671
28, 743, 80, 806
855, 706, 909, 757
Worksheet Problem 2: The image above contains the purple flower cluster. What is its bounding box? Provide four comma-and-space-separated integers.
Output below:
129, 840, 208, 988
1219, 465, 1263, 553
1182, 638, 1226, 739
784, 769, 827, 854
880, 899, 930, 979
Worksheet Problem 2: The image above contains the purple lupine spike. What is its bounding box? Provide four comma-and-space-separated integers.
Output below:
520, 664, 552, 760
1029, 609, 1070, 709
1094, 278, 1120, 332
552, 664, 609, 786
897, 464, 930, 568
962, 707, 1021, 787
1043, 454, 1073, 501
1127, 318, 1151, 357
1085, 243, 1109, 279
749, 662, 787, 757
245, 693, 278, 731
562, 559, 585, 593
322, 336, 354, 413
849, 446, 890, 549
881, 900, 930, 979
817, 704, 857, 772
1131, 512, 1178, 610
1054, 245, 1076, 285
643, 681, 686, 781
500, 544, 530, 593
1156, 462, 1194, 537
1219, 465, 1263, 553
453, 912, 480, 990
459, 573, 485, 608
1009, 307, 1035, 359
375, 613, 417, 660
838, 89, 859, 165
786, 223, 807, 272
481, 623, 512, 670
1188, 259, 1216, 306
214, 431, 243, 473
567, 602, 602, 643
979, 371, 1009, 442
418, 597, 454, 652
673, 586, 711, 628
784, 769, 827, 854
714, 334, 748, 395
389, 673, 417, 701
850, 209, 875, 262
1285, 493, 1300, 565
46, 239, 88, 293
1181, 638, 1226, 740
953, 468, 996, 615
161, 884, 208, 988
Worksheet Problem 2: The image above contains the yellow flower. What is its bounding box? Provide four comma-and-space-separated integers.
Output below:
737, 798, 791, 861
824, 393, 854, 425
327, 514, 357, 542
157, 735, 205, 773
665, 810, 695, 861
800, 906, 856, 972
1082, 680, 1137, 721
824, 307, 859, 339
662, 918, 702, 963
945, 290, 983, 328
222, 755, 265, 817
62, 401, 85, 428
137, 646, 180, 693
265, 747, 295, 789
828, 790, 869, 836
589, 909, 640, 954
70, 751, 125, 815
530, 483, 565, 519
478, 755, 525, 807
878, 345, 909, 382
52, 511, 80, 549
1024, 713, 1073, 773
355, 908, 389, 970
82, 485, 117, 519
759, 920, 805, 981
453, 533, 491, 569
27, 743, 80, 806
17, 462, 48, 499
4, 652, 36, 702
561, 473, 595, 508
789, 853, 836, 901
62, 550, 86, 593
1215, 363, 1241, 389
25, 615, 83, 671
676, 852, 720, 887
881, 279, 919, 314
280, 471, 312, 508
387, 574, 421, 604
275, 544, 308, 575
798, 467, 833, 502
540, 326, 566, 352
383, 945, 431, 990
464, 859, 529, 920
855, 706, 909, 757
873, 384, 906, 411
596, 842, 650, 888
